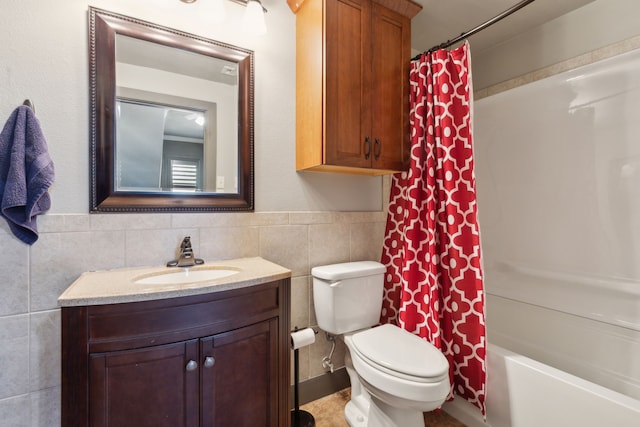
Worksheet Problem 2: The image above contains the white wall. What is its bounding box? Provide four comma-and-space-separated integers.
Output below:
472, 0, 640, 90
0, 0, 383, 213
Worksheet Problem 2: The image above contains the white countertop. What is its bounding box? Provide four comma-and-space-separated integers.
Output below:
57, 257, 291, 307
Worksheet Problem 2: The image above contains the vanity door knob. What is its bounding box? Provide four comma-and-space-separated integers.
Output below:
185, 360, 198, 371
204, 356, 215, 368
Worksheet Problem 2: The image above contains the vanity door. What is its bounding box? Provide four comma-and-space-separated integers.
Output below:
89, 339, 199, 427
200, 319, 279, 427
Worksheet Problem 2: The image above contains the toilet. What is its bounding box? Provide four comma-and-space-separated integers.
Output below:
312, 261, 450, 427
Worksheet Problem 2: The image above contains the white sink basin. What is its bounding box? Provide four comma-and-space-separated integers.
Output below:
134, 268, 240, 285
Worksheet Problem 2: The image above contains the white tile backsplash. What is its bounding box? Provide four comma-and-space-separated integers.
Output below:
0, 395, 30, 427
29, 231, 126, 311
36, 214, 90, 233
291, 276, 311, 329
289, 211, 334, 225
259, 224, 310, 276
1, 211, 386, 424
0, 233, 29, 316
29, 311, 60, 392
90, 213, 171, 231
350, 221, 384, 262
309, 223, 351, 267
124, 228, 198, 267
30, 387, 60, 427
199, 226, 261, 261
0, 315, 29, 400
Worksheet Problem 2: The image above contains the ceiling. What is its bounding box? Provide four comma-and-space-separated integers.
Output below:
117, 35, 238, 85
410, 0, 595, 54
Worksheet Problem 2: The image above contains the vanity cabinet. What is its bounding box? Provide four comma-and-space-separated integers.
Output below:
291, 0, 422, 175
89, 339, 199, 426
61, 278, 290, 427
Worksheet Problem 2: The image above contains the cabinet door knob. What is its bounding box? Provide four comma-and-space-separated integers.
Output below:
186, 360, 198, 371
374, 138, 381, 160
364, 137, 371, 160
204, 356, 215, 368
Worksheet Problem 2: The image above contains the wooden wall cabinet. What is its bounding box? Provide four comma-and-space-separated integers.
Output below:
61, 279, 290, 427
291, 0, 422, 175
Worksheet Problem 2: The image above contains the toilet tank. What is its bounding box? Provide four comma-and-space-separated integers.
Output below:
312, 261, 386, 335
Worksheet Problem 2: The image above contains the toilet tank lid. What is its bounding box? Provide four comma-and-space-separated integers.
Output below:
312, 261, 385, 281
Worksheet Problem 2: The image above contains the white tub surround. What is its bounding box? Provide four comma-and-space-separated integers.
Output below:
475, 46, 640, 401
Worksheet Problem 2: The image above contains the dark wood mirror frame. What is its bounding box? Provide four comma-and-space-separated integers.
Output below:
89, 7, 254, 212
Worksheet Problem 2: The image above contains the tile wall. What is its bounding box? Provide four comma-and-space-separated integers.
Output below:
0, 209, 387, 425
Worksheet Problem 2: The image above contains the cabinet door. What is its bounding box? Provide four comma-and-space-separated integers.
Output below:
89, 339, 199, 427
371, 3, 411, 171
200, 319, 279, 427
325, 0, 373, 168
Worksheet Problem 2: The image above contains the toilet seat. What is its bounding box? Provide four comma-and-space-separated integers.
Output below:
345, 326, 451, 406
350, 324, 449, 383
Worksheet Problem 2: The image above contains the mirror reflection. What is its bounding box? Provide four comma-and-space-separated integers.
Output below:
115, 34, 238, 194
89, 7, 254, 212
116, 100, 206, 192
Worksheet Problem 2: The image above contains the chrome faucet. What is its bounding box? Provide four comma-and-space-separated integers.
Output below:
167, 236, 205, 267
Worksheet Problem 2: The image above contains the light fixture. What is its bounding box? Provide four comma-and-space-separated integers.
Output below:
180, 0, 267, 35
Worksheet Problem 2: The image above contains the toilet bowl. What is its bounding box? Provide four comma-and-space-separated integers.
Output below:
312, 261, 451, 427
343, 324, 450, 426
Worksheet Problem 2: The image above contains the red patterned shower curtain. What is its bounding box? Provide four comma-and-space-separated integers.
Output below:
380, 42, 486, 415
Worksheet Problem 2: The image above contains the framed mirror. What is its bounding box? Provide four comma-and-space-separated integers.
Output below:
89, 7, 254, 212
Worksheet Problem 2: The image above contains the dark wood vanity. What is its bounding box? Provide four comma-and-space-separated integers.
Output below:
60, 259, 291, 427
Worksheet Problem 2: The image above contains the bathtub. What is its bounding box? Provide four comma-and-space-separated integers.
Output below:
461, 46, 640, 427
443, 344, 640, 427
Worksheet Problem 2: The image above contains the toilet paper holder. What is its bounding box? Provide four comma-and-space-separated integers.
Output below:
290, 327, 317, 350
291, 326, 318, 427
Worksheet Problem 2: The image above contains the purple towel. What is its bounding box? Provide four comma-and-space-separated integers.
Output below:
0, 105, 55, 245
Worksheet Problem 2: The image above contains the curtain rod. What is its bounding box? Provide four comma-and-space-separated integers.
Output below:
413, 0, 536, 60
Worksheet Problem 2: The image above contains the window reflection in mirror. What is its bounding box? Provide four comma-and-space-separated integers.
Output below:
116, 100, 208, 192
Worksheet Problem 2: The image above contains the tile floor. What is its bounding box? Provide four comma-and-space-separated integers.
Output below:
299, 388, 465, 427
